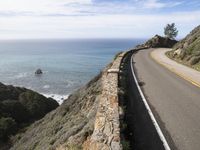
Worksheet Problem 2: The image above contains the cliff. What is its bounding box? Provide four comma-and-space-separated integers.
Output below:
8, 52, 125, 150
9, 73, 102, 149
167, 25, 200, 70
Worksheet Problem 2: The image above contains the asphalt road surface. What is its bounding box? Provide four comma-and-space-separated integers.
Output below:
133, 48, 200, 150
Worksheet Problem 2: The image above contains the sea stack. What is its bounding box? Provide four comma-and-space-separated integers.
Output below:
35, 68, 43, 75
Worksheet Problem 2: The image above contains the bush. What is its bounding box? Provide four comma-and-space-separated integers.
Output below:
189, 56, 200, 65
0, 82, 59, 143
0, 83, 25, 101
0, 117, 17, 140
122, 140, 130, 150
19, 91, 58, 119
2, 100, 30, 123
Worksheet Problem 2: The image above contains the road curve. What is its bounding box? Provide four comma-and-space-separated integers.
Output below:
133, 48, 200, 150
151, 48, 200, 87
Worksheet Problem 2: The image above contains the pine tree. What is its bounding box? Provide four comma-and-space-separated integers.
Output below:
164, 23, 178, 39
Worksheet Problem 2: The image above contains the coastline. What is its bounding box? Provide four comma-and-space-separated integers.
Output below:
42, 93, 69, 105
0, 39, 141, 107
1, 82, 69, 105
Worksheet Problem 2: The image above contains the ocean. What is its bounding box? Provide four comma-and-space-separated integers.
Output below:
0, 39, 144, 104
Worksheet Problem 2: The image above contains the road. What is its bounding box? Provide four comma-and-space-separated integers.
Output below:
151, 48, 200, 87
132, 48, 200, 150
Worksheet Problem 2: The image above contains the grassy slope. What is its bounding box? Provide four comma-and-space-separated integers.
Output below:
10, 72, 103, 150
167, 25, 200, 71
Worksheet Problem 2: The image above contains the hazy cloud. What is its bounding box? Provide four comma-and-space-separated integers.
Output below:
0, 0, 199, 39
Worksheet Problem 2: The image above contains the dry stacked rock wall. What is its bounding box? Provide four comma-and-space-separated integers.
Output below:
83, 53, 125, 150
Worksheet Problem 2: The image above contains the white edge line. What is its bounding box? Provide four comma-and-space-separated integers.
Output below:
131, 54, 171, 150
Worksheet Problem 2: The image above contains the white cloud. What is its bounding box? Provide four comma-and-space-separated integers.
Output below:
144, 0, 166, 9
0, 10, 200, 39
0, 0, 199, 39
0, 0, 183, 17
0, 0, 91, 15
143, 0, 182, 9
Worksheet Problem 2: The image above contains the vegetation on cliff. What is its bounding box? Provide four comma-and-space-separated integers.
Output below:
9, 72, 102, 150
0, 83, 58, 143
167, 25, 200, 71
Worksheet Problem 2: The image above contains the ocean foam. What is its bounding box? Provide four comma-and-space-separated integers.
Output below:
43, 85, 50, 89
15, 72, 30, 79
42, 93, 69, 105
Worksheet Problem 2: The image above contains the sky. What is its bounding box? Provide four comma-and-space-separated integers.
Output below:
0, 0, 200, 39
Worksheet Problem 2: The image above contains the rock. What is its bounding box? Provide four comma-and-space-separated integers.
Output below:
137, 35, 178, 48
35, 69, 43, 75
173, 48, 183, 57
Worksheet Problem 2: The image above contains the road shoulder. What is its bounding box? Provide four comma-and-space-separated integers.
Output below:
151, 48, 200, 88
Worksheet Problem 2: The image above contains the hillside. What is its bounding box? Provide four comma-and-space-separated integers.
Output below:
0, 83, 58, 149
9, 71, 102, 150
7, 51, 124, 150
167, 25, 200, 71
136, 35, 177, 48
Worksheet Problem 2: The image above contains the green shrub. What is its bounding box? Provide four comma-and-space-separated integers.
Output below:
0, 83, 24, 100
0, 117, 17, 140
189, 56, 200, 65
2, 100, 30, 123
19, 91, 58, 119
0, 82, 59, 143
122, 140, 130, 150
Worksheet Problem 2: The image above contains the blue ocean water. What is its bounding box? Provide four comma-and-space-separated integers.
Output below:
0, 39, 144, 102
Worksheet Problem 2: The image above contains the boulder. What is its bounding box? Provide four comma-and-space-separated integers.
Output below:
35, 69, 43, 75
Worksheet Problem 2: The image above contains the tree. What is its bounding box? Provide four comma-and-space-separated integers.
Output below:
164, 23, 178, 39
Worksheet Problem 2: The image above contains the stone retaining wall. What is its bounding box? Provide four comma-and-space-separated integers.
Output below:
83, 52, 126, 150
